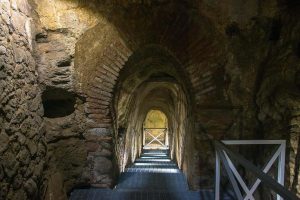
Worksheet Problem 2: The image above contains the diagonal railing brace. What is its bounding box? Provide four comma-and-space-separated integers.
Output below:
214, 141, 299, 200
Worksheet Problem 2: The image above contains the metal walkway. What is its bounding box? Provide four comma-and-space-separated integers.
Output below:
70, 149, 233, 200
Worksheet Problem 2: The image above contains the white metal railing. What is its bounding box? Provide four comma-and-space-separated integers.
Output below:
214, 140, 299, 200
143, 128, 167, 149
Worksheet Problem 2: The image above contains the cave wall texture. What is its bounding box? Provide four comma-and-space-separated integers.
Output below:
0, 0, 300, 199
0, 0, 47, 199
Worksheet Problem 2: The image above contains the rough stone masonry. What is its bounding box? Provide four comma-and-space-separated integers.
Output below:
0, 0, 300, 199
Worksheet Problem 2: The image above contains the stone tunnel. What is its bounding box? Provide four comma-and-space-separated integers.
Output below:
0, 0, 300, 199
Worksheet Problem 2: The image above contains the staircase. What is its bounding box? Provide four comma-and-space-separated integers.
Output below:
70, 149, 229, 200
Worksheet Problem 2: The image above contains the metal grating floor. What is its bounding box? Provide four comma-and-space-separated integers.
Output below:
70, 189, 216, 200
70, 149, 235, 200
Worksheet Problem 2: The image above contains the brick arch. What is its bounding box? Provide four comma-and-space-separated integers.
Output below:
74, 16, 225, 138
74, 10, 226, 186
85, 42, 132, 129
113, 45, 194, 127
75, 6, 226, 130
116, 80, 190, 171
74, 20, 135, 186
75, 20, 133, 130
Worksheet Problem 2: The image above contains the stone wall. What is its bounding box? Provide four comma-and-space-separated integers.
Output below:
1, 0, 300, 199
32, 0, 116, 195
41, 0, 300, 197
190, 3, 300, 198
0, 0, 46, 199
255, 11, 300, 197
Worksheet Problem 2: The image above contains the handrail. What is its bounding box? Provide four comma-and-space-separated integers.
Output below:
214, 140, 299, 200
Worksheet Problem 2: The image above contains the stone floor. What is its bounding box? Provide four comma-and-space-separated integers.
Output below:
70, 149, 235, 200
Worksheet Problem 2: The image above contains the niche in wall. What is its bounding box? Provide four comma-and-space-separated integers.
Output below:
42, 87, 76, 118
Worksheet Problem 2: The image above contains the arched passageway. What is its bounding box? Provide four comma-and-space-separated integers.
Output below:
113, 46, 195, 177
102, 46, 201, 198
72, 3, 224, 191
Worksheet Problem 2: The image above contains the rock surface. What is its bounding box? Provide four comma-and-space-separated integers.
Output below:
0, 0, 46, 199
0, 0, 300, 199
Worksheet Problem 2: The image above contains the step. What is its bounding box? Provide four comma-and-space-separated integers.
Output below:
116, 172, 189, 191
128, 162, 178, 169
139, 156, 170, 159
125, 167, 180, 173
142, 149, 169, 154
126, 163, 179, 173
132, 160, 175, 165
130, 162, 177, 166
141, 152, 169, 156
135, 158, 172, 162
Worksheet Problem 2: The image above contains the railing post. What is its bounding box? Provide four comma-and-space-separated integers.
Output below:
277, 141, 286, 200
215, 150, 220, 200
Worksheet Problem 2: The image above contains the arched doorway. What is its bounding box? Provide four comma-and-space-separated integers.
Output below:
143, 110, 169, 150
111, 46, 195, 175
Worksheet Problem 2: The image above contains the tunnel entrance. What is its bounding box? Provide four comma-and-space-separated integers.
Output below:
143, 110, 169, 150
111, 46, 195, 186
